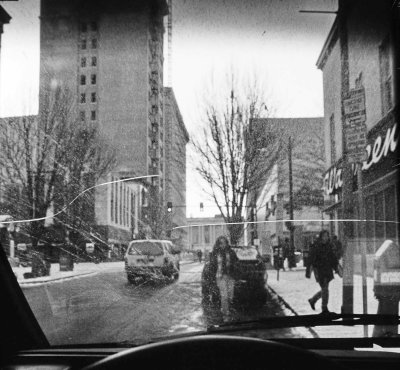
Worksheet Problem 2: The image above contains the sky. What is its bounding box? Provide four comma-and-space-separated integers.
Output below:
0, 0, 337, 218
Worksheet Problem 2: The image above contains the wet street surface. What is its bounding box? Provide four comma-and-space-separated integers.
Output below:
22, 262, 300, 346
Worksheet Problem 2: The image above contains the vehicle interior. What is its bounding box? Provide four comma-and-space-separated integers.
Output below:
0, 0, 399, 369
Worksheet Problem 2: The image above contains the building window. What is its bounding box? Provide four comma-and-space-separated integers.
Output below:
114, 180, 118, 224
80, 75, 86, 85
91, 110, 96, 121
81, 57, 87, 68
204, 225, 210, 244
119, 182, 123, 225
91, 92, 96, 103
110, 177, 114, 222
329, 114, 336, 163
91, 38, 97, 49
81, 39, 87, 50
131, 193, 136, 228
365, 185, 398, 253
81, 23, 87, 32
91, 56, 97, 66
91, 74, 96, 85
80, 93, 86, 104
80, 111, 85, 122
192, 227, 199, 245
379, 36, 393, 115
90, 21, 97, 31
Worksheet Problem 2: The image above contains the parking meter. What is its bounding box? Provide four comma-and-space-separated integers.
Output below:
373, 240, 400, 300
372, 240, 400, 337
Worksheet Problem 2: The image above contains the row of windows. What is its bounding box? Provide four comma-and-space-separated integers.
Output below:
191, 225, 223, 245
80, 92, 97, 104
81, 38, 98, 50
80, 110, 97, 122
81, 56, 97, 68
80, 74, 97, 85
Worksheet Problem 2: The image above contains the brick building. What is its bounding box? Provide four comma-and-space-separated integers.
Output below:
318, 0, 399, 261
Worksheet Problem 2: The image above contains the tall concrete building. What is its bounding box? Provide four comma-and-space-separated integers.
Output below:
164, 87, 189, 250
0, 5, 11, 88
39, 0, 168, 248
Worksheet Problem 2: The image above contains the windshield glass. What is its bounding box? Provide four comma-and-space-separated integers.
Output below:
0, 0, 399, 347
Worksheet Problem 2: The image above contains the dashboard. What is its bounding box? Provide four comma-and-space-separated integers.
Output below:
3, 336, 400, 370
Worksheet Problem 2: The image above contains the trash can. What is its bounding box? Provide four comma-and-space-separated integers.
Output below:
59, 253, 74, 271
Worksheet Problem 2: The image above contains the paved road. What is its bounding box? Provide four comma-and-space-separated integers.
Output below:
22, 262, 299, 346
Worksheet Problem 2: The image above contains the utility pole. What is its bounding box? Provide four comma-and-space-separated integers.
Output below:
288, 136, 296, 268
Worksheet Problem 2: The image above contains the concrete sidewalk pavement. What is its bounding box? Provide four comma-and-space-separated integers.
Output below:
267, 266, 380, 338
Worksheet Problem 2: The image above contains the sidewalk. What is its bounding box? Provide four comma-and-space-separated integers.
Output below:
15, 261, 124, 287
267, 264, 379, 338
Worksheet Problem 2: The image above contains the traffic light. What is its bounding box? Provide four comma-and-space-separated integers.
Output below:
200, 202, 204, 212
167, 202, 172, 213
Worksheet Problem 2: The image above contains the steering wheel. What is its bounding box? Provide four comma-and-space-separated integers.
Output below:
84, 335, 348, 370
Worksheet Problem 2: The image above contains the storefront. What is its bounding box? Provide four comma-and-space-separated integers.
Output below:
323, 110, 399, 253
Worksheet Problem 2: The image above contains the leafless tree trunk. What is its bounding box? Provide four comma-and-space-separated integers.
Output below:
192, 75, 283, 245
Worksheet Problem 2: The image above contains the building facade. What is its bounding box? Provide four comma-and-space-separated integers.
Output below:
248, 117, 326, 259
0, 5, 11, 92
318, 0, 399, 259
39, 0, 168, 247
187, 215, 231, 254
164, 87, 189, 250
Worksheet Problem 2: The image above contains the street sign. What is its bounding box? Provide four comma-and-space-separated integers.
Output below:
86, 243, 95, 253
344, 87, 367, 163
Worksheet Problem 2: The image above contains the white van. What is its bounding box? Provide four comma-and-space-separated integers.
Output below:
124, 240, 180, 283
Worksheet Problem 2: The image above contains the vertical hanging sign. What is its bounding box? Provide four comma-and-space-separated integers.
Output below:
343, 87, 368, 163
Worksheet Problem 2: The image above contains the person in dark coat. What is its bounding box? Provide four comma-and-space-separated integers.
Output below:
197, 249, 203, 263
201, 236, 236, 316
307, 230, 340, 314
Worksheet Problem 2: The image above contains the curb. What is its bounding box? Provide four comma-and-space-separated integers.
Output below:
266, 284, 320, 338
19, 271, 98, 288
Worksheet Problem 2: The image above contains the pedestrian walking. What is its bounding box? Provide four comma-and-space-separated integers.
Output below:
282, 238, 290, 271
214, 236, 236, 317
307, 230, 340, 314
197, 249, 203, 263
201, 235, 235, 318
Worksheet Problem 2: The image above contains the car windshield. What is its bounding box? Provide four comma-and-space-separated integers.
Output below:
129, 242, 164, 256
0, 0, 399, 347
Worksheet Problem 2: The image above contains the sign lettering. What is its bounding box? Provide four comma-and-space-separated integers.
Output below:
324, 122, 398, 195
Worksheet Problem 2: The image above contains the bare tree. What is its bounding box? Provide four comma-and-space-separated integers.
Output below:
0, 85, 116, 261
192, 76, 283, 245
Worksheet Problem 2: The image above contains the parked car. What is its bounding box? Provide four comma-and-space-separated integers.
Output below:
124, 240, 180, 284
202, 245, 268, 308
230, 245, 268, 306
